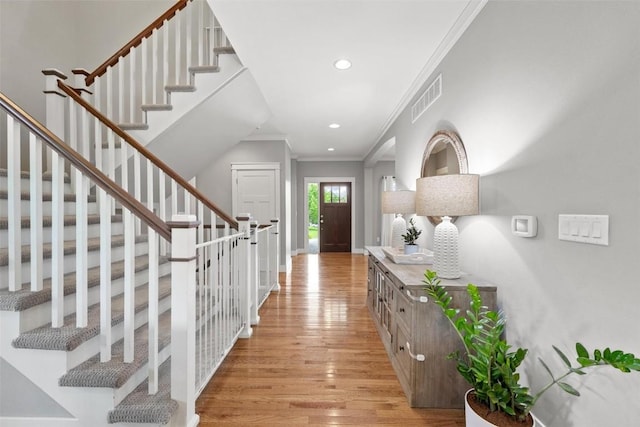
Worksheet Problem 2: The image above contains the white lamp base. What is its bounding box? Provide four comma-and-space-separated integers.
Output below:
391, 214, 407, 249
433, 216, 460, 279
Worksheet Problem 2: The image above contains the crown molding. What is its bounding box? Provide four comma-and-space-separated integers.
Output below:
365, 0, 487, 161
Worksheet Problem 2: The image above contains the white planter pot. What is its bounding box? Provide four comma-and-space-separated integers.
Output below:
464, 390, 543, 427
404, 244, 418, 254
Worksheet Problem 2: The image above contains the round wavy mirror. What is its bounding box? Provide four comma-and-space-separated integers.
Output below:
420, 130, 469, 225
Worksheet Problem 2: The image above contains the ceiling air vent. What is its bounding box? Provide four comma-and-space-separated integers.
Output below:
411, 74, 442, 123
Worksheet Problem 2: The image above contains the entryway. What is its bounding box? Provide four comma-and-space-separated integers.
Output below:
304, 177, 355, 254
319, 182, 351, 252
195, 253, 466, 424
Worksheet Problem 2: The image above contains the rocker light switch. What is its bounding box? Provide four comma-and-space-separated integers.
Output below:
558, 215, 609, 246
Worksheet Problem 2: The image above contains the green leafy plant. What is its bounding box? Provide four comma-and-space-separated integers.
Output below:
423, 269, 640, 423
401, 218, 422, 245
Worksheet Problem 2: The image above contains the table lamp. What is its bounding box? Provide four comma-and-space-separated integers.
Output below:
381, 190, 416, 249
415, 174, 479, 279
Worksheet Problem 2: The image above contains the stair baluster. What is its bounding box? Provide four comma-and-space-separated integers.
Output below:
7, 115, 21, 292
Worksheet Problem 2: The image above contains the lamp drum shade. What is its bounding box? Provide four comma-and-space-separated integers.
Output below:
416, 174, 479, 217
381, 190, 416, 214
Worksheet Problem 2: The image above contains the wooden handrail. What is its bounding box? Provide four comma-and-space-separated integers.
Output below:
85, 0, 189, 86
58, 80, 239, 230
0, 91, 172, 241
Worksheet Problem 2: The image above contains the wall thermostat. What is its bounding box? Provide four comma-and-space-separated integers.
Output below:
511, 215, 537, 238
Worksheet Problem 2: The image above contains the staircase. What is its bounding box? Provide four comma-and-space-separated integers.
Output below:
0, 167, 175, 425
0, 1, 278, 425
73, 0, 270, 179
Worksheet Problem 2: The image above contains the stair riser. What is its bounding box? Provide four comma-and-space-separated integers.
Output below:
0, 199, 98, 217
65, 295, 172, 371
0, 175, 72, 194
0, 240, 150, 290
1, 221, 125, 246
10, 263, 171, 334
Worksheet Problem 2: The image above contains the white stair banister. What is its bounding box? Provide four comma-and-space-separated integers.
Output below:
271, 218, 281, 290
237, 214, 253, 339
7, 114, 21, 292
99, 186, 112, 361
29, 132, 43, 292
169, 214, 200, 427
43, 69, 68, 326
250, 220, 260, 325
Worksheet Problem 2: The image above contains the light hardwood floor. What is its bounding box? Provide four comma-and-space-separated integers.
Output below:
196, 253, 465, 426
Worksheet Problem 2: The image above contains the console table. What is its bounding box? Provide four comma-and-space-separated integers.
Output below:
366, 246, 498, 408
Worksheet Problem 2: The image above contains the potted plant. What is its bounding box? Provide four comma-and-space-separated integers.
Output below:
423, 270, 640, 427
401, 218, 422, 254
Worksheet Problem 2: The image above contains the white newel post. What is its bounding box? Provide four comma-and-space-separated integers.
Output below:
250, 220, 260, 325
237, 215, 253, 339
169, 215, 200, 427
271, 219, 281, 290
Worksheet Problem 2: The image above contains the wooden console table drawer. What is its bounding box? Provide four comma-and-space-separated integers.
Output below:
394, 289, 413, 333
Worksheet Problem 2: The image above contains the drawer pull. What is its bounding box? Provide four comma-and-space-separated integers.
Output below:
405, 290, 428, 303
399, 307, 405, 313
406, 342, 425, 362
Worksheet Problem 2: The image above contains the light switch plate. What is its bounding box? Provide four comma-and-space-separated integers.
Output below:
558, 214, 609, 246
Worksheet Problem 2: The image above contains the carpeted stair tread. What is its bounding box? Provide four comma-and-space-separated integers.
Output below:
99, 140, 123, 149
118, 123, 149, 131
0, 214, 123, 230
140, 104, 172, 112
0, 189, 97, 203
214, 46, 235, 55
11, 275, 172, 351
0, 169, 71, 183
59, 310, 171, 388
0, 234, 148, 266
189, 65, 220, 74
108, 359, 177, 424
0, 254, 169, 312
164, 84, 196, 92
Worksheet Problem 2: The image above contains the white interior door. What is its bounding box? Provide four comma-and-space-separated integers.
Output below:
232, 163, 280, 278
232, 167, 279, 223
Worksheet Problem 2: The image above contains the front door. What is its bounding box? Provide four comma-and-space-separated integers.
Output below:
319, 182, 351, 252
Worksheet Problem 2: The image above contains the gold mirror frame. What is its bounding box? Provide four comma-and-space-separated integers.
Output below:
420, 130, 469, 226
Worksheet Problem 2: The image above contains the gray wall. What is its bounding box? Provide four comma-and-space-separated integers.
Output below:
295, 161, 365, 252
367, 2, 640, 426
196, 139, 292, 269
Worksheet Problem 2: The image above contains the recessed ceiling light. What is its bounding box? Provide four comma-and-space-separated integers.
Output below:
328, 148, 335, 152
329, 123, 340, 129
333, 59, 352, 70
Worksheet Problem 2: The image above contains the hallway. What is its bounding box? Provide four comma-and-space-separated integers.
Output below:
196, 253, 465, 426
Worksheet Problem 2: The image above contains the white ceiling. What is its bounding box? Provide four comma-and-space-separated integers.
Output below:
210, 0, 484, 161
